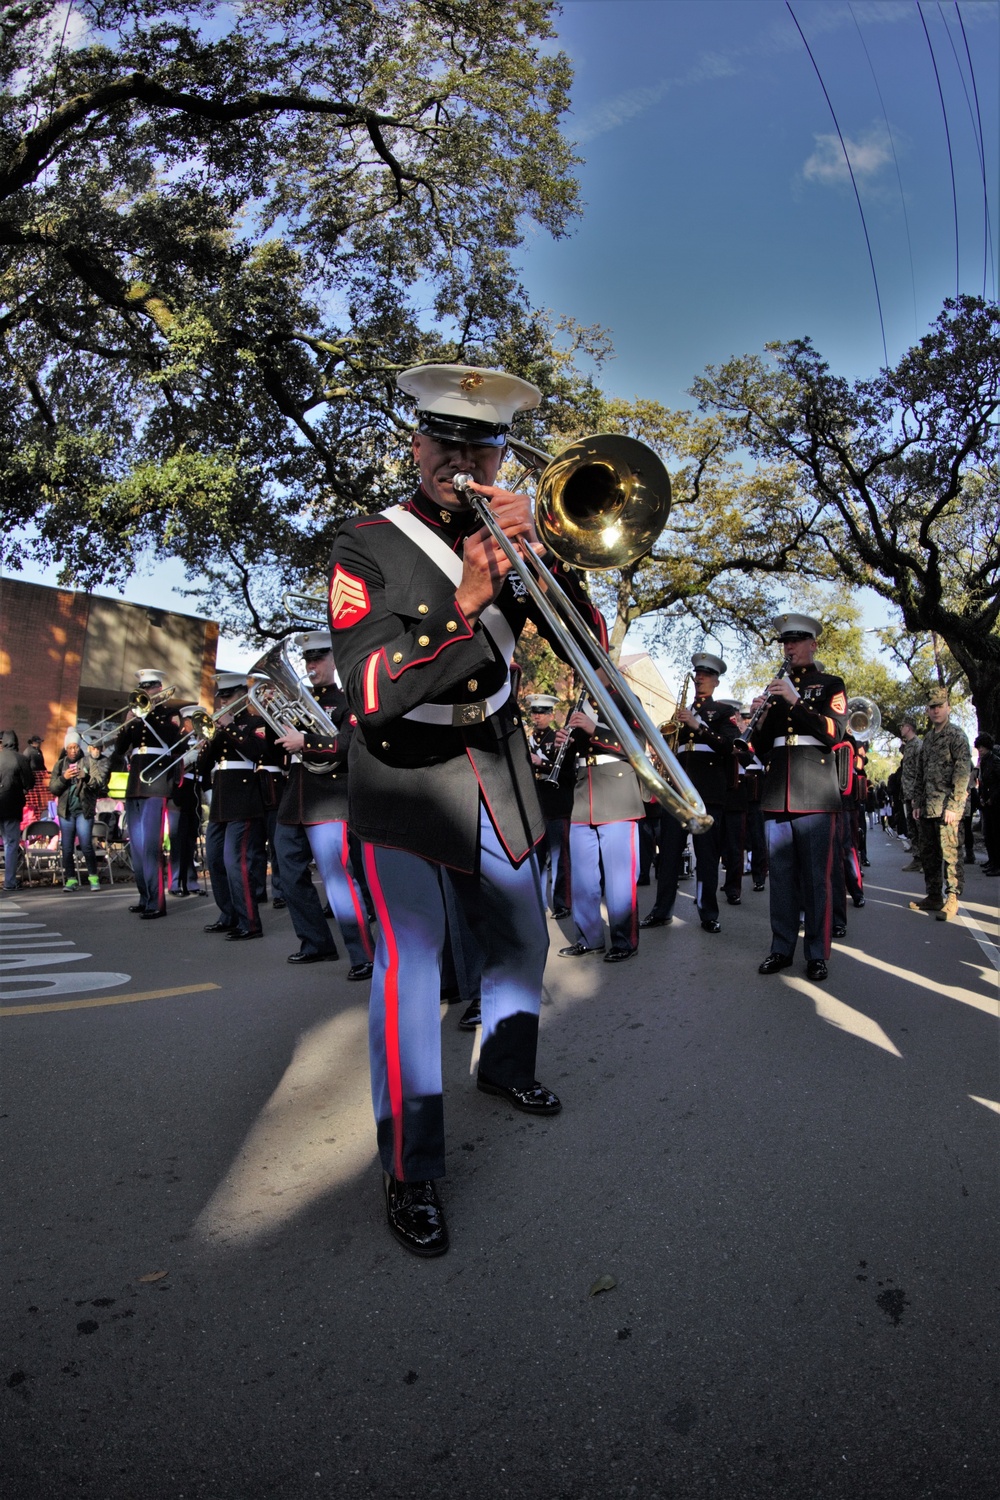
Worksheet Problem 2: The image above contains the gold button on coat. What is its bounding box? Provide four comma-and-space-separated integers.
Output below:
392, 651, 403, 663
446, 620, 458, 632
468, 679, 478, 692
418, 604, 429, 614
418, 635, 430, 647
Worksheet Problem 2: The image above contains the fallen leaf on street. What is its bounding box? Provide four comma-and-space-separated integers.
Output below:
588, 1274, 617, 1297
137, 1270, 169, 1283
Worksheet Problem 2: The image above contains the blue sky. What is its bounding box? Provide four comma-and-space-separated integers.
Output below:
12, 0, 999, 674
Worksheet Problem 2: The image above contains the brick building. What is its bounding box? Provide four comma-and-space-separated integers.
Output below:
0, 579, 218, 768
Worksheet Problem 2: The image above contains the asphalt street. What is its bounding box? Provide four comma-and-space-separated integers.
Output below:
2, 828, 998, 1500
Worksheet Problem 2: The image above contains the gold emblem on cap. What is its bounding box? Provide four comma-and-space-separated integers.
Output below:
459, 372, 484, 392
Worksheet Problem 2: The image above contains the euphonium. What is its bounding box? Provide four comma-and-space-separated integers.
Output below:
846, 697, 881, 741
454, 434, 712, 834
246, 639, 339, 742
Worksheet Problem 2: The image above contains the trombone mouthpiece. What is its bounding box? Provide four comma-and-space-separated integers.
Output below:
452, 472, 472, 494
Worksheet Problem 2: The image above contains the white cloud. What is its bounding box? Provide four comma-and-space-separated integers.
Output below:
803, 125, 893, 185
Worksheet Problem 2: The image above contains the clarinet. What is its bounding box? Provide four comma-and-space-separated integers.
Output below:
734, 661, 790, 752
543, 689, 589, 785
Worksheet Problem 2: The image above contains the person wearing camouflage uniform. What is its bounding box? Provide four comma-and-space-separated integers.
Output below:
908, 687, 972, 922
898, 718, 923, 872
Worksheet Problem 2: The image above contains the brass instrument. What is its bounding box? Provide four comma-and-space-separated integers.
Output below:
246, 640, 340, 750
846, 696, 881, 742
733, 662, 790, 752
454, 434, 712, 834
138, 707, 221, 784
85, 685, 178, 749
282, 591, 327, 628
659, 673, 692, 752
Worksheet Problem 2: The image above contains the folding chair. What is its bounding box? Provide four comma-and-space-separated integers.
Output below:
22, 819, 62, 886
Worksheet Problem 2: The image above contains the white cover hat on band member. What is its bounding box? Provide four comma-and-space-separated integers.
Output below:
295, 631, 333, 653
772, 612, 823, 641
397, 364, 542, 446
215, 671, 247, 692
528, 694, 558, 710
135, 667, 166, 685
691, 651, 727, 676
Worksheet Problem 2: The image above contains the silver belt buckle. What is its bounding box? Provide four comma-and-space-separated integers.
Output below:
453, 700, 487, 727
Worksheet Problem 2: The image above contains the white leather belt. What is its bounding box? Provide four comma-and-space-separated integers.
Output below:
290, 753, 303, 765
773, 735, 825, 748
131, 747, 163, 757
579, 753, 621, 767
218, 758, 255, 770
405, 680, 511, 727
683, 743, 716, 753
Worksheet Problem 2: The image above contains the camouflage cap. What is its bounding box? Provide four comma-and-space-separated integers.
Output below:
926, 686, 949, 708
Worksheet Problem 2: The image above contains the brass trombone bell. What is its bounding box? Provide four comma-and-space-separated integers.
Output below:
846, 697, 881, 741
508, 433, 671, 571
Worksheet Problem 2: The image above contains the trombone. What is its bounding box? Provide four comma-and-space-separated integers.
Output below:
84, 685, 178, 750
137, 707, 222, 784
455, 433, 712, 834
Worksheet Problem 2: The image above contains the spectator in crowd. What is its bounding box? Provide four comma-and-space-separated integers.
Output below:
975, 734, 1000, 876
49, 729, 111, 890
0, 730, 36, 891
23, 734, 51, 820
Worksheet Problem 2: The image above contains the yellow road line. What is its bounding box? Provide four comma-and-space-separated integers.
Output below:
0, 983, 221, 1018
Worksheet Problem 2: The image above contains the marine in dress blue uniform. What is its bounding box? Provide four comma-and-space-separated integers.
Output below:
558, 704, 644, 962
167, 705, 205, 896
527, 693, 573, 919
749, 614, 849, 983
198, 673, 271, 941
273, 632, 374, 977
640, 653, 738, 935
328, 363, 605, 1257
112, 669, 181, 918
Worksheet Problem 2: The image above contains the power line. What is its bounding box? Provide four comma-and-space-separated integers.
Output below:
849, 2, 919, 343
952, 0, 996, 299
786, 2, 888, 368
917, 2, 960, 295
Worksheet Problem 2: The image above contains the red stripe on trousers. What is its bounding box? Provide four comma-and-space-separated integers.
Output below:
339, 825, 373, 959
363, 845, 404, 1181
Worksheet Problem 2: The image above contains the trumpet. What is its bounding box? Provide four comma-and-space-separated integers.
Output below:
454, 433, 712, 834
733, 662, 790, 752
846, 696, 881, 741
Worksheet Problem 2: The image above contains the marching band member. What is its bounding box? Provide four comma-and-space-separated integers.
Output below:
167, 705, 205, 896
738, 708, 768, 892
199, 673, 269, 941
328, 362, 604, 1257
640, 652, 737, 934
715, 697, 748, 906
750, 614, 848, 982
112, 669, 181, 919
527, 693, 573, 919
273, 631, 374, 977
558, 700, 644, 962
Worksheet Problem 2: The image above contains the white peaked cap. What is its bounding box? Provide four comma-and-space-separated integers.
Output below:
772, 612, 823, 640
398, 364, 541, 433
295, 631, 333, 652
135, 667, 166, 684
691, 651, 727, 676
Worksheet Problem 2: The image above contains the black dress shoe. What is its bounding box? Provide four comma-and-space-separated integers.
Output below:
226, 928, 263, 941
832, 923, 847, 938
347, 961, 374, 981
287, 948, 339, 964
140, 910, 164, 920
272, 898, 287, 910
639, 913, 672, 928
861, 859, 871, 868
440, 985, 462, 1003
853, 895, 866, 908
758, 952, 793, 975
204, 919, 238, 933
604, 945, 636, 963
457, 999, 481, 1030
806, 959, 829, 982
128, 903, 145, 913
551, 906, 571, 920
726, 895, 741, 905
169, 889, 190, 898
701, 918, 721, 933
383, 1174, 449, 1258
753, 882, 766, 892
558, 941, 605, 956
477, 1075, 561, 1114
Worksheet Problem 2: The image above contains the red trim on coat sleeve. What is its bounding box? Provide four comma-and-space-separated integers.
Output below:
386, 611, 475, 680
363, 650, 383, 715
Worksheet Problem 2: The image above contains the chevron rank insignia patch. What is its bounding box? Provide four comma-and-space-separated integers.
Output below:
329, 566, 370, 628
830, 691, 847, 714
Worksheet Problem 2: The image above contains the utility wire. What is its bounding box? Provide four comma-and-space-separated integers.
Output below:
849, 1, 919, 343
786, 2, 888, 368
917, 2, 960, 295
953, 0, 996, 299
